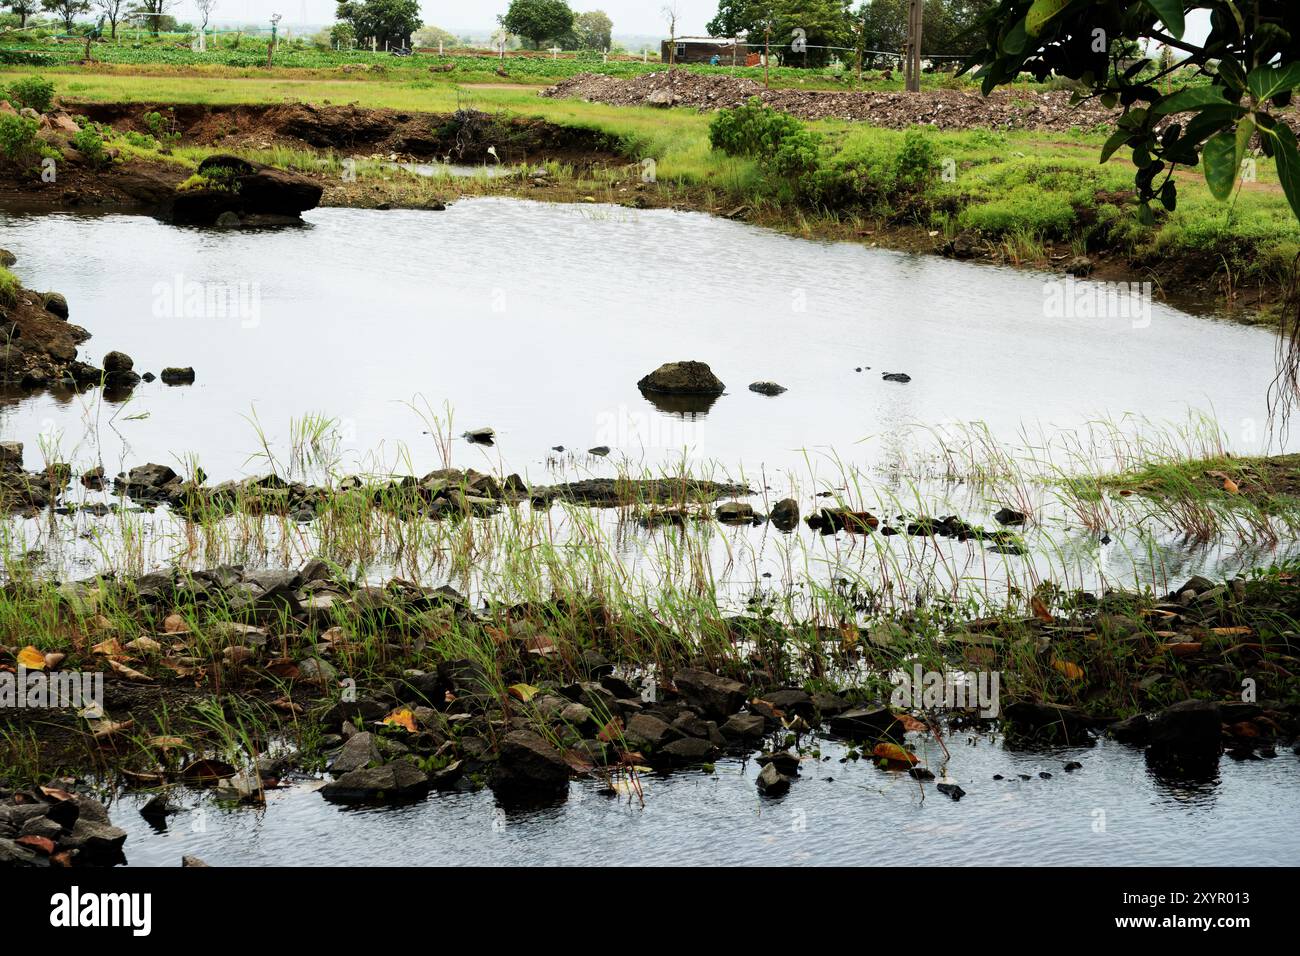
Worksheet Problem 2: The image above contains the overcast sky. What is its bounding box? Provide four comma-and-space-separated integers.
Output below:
188, 0, 720, 35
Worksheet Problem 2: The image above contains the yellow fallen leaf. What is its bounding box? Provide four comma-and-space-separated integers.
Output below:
163, 614, 189, 634
1223, 478, 1240, 494
383, 707, 417, 732
16, 645, 46, 670
1052, 659, 1085, 681
508, 683, 539, 702
1211, 626, 1253, 637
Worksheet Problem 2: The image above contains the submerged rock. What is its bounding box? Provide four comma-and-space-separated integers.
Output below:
756, 761, 791, 796
748, 381, 786, 396
882, 372, 911, 383
171, 154, 324, 227
1146, 699, 1222, 772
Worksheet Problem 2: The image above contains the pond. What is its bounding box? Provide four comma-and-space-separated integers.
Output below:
110, 735, 1300, 867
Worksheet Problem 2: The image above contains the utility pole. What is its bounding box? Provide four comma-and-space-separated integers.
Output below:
764, 22, 771, 88
905, 0, 922, 92
268, 13, 281, 69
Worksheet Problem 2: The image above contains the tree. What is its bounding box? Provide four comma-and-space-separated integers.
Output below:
6, 1, 36, 28
41, 0, 90, 31
572, 9, 612, 50
413, 23, 457, 49
329, 21, 356, 48
499, 0, 574, 50
127, 0, 174, 36
193, 0, 214, 33
93, 0, 125, 38
854, 0, 992, 60
335, 0, 421, 49
706, 0, 855, 67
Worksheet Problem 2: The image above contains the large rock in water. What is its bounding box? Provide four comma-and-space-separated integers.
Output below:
637, 361, 726, 395
489, 730, 571, 798
672, 668, 747, 719
170, 154, 323, 226
320, 761, 430, 803
1146, 699, 1222, 773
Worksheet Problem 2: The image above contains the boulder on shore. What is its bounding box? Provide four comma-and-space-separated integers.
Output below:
170, 154, 324, 227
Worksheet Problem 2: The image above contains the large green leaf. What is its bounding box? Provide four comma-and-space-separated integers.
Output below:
1025, 0, 1070, 37
1263, 120, 1300, 221
1145, 0, 1186, 39
1151, 85, 1239, 116
1247, 63, 1300, 104
1201, 129, 1241, 200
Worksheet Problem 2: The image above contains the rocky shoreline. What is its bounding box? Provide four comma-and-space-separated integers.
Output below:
0, 555, 1296, 865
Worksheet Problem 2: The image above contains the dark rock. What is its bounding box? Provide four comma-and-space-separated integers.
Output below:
720, 713, 767, 740
62, 819, 128, 863
331, 731, 380, 774
637, 361, 725, 395
756, 762, 790, 796
672, 668, 747, 719
587, 445, 610, 456
171, 154, 324, 226
882, 372, 911, 383
1109, 713, 1151, 744
160, 366, 195, 385
993, 507, 1026, 526
757, 750, 801, 775
321, 761, 430, 803
829, 705, 902, 740
811, 692, 851, 717
770, 498, 799, 531
1003, 701, 1093, 744
936, 782, 966, 800
748, 381, 787, 396
0, 838, 37, 866
41, 292, 69, 319
1146, 699, 1222, 771
661, 736, 719, 764
759, 688, 814, 717
623, 712, 680, 752
1064, 255, 1093, 277
102, 350, 133, 373
488, 730, 570, 796
715, 501, 754, 523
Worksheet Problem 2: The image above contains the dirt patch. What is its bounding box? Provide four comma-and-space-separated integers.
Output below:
542, 70, 1123, 130
69, 101, 626, 166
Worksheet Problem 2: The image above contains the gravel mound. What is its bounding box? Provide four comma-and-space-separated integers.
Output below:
541, 70, 1120, 131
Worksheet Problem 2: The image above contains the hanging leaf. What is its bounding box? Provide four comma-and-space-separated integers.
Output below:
1247, 63, 1300, 104
1202, 130, 1242, 200
1025, 0, 1071, 37
1144, 0, 1185, 38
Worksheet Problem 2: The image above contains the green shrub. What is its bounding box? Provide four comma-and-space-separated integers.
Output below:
5, 75, 54, 114
709, 97, 809, 157
70, 127, 109, 167
895, 129, 939, 190
0, 266, 20, 308
0, 114, 41, 165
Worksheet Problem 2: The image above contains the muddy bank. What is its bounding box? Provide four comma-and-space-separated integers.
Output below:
70, 101, 625, 168
1, 559, 1297, 864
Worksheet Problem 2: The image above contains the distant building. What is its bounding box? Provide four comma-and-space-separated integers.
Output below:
662, 36, 751, 65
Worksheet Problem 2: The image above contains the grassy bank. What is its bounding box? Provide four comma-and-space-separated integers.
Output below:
14, 66, 1299, 320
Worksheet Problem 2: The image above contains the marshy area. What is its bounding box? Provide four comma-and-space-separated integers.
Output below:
1, 63, 1300, 871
